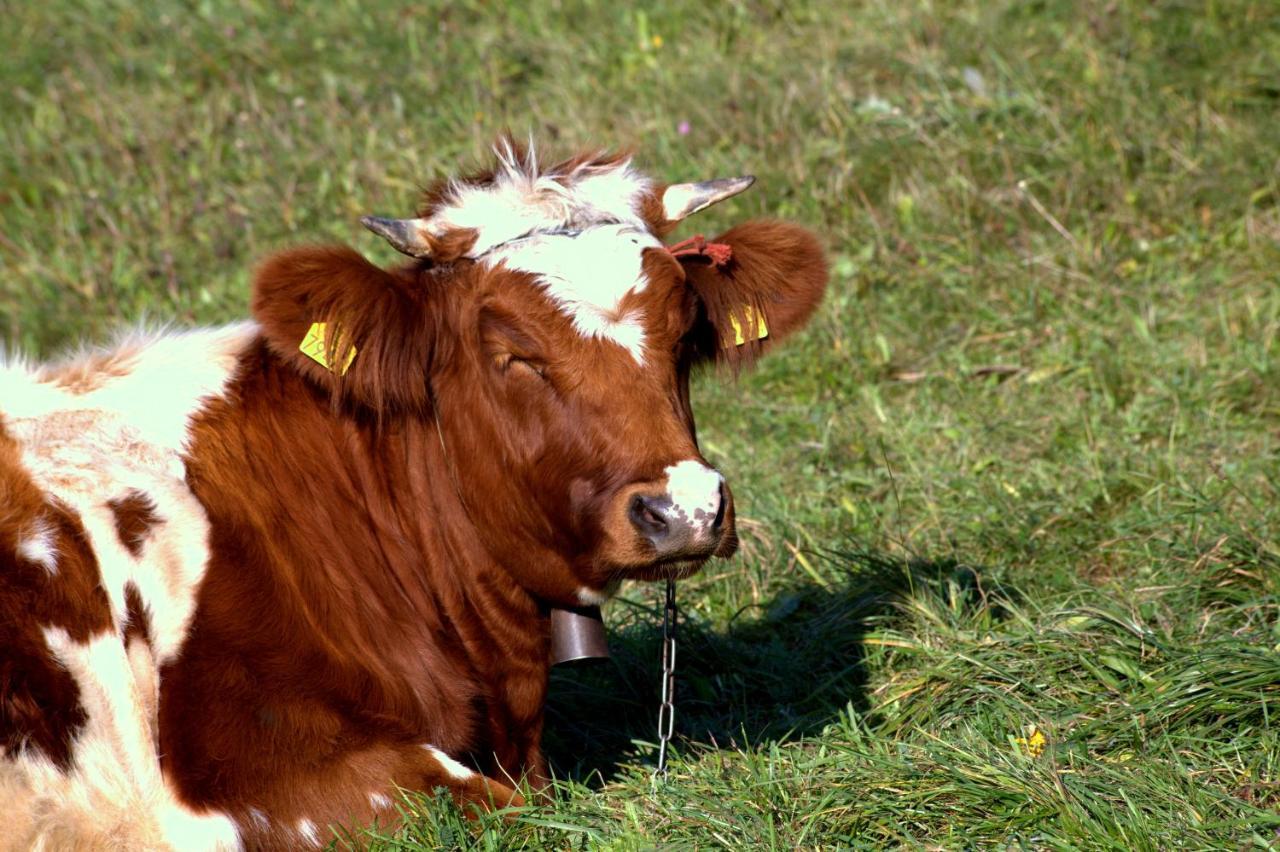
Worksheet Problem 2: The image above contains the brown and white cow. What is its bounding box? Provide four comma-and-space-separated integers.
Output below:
0, 143, 826, 850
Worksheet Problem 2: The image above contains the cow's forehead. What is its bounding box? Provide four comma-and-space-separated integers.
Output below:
427, 145, 655, 258
482, 225, 663, 364
423, 146, 673, 365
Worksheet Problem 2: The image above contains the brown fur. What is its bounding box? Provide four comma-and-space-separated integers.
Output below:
683, 219, 829, 371
107, 490, 162, 558
0, 424, 113, 770
122, 582, 153, 648
423, 226, 479, 263
35, 345, 144, 395
639, 186, 678, 236
252, 245, 443, 414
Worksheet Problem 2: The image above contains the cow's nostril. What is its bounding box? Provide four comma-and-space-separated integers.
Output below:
629, 495, 669, 537
711, 482, 727, 531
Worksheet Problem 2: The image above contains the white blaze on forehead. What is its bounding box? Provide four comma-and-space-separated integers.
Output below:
407, 144, 666, 363
484, 224, 660, 363
18, 518, 58, 575
663, 460, 724, 534
430, 142, 652, 257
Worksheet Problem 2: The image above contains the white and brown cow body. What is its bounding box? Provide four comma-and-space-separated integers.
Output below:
0, 143, 827, 850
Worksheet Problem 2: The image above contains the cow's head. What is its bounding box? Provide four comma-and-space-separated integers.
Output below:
253, 143, 827, 607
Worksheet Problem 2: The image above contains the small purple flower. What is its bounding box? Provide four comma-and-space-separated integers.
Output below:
677, 121, 691, 136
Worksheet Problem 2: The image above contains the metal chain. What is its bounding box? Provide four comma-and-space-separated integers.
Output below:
654, 577, 678, 779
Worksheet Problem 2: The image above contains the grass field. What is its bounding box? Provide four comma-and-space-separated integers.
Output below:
4, 0, 1280, 847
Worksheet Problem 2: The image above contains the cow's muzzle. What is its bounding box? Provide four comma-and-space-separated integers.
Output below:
628, 460, 732, 561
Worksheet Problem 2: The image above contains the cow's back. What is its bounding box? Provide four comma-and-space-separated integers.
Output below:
0, 325, 255, 851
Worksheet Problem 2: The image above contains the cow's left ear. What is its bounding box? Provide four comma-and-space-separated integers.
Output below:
252, 245, 435, 412
682, 219, 828, 369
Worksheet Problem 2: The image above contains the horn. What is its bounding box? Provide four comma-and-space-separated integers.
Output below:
661, 175, 756, 222
360, 215, 434, 258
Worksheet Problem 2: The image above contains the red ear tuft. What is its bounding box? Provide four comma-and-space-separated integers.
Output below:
682, 220, 828, 370
251, 245, 437, 413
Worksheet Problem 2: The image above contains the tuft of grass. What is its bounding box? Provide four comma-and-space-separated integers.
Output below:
4, 0, 1280, 847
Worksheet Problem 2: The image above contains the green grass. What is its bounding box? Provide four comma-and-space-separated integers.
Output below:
4, 0, 1280, 847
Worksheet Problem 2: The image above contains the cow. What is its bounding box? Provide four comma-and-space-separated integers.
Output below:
0, 142, 827, 850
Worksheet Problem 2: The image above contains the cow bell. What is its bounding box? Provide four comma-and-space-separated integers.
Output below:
549, 606, 610, 665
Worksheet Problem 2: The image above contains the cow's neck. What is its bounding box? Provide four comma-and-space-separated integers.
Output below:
183, 340, 550, 766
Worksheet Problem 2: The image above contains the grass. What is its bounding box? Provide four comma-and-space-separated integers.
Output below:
3, 0, 1280, 847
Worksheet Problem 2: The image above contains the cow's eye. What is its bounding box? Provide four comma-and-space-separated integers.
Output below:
513, 358, 549, 380
494, 353, 550, 382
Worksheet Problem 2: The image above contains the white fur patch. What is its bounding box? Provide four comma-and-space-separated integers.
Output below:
369, 791, 392, 810
423, 745, 475, 782
3, 323, 256, 462
3, 324, 253, 665
577, 586, 610, 607
17, 519, 57, 576
664, 460, 724, 536
296, 818, 320, 847
19, 474, 217, 671
0, 324, 251, 849
485, 224, 658, 363
428, 142, 652, 258
414, 143, 659, 363
577, 580, 621, 606
0, 629, 240, 850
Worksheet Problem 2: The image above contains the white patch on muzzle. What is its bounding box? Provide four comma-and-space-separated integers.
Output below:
663, 460, 724, 538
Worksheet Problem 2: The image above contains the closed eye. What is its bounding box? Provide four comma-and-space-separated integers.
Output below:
513, 357, 548, 380
494, 353, 550, 381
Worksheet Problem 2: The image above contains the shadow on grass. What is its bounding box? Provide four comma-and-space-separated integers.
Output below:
543, 546, 1000, 784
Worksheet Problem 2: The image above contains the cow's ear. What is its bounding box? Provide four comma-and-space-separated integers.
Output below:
683, 220, 828, 369
252, 245, 434, 412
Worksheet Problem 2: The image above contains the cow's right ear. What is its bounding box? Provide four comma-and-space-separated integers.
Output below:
252, 245, 435, 412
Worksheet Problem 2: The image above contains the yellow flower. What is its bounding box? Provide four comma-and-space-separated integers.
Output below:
1015, 727, 1047, 758
651, 34, 663, 48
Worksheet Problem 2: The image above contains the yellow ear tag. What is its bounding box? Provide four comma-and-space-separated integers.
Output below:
727, 304, 769, 348
299, 322, 357, 375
